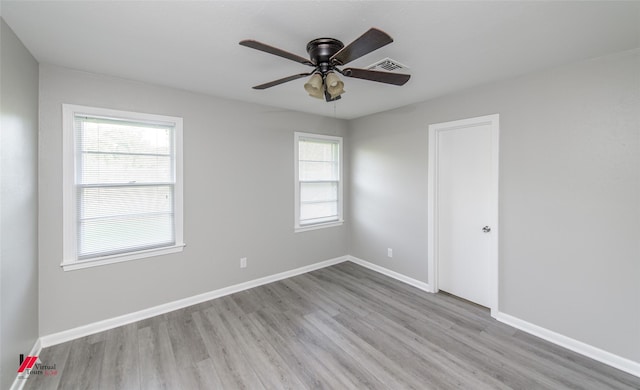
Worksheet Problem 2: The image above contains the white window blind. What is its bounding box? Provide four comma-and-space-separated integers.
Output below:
62, 105, 184, 270
295, 133, 343, 230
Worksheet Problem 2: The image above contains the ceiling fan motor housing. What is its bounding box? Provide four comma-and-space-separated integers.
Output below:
306, 38, 344, 73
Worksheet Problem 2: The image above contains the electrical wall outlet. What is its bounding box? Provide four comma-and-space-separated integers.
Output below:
387, 248, 393, 258
240, 257, 247, 268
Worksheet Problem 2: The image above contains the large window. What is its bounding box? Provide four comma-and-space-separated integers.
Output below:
62, 105, 184, 270
294, 132, 343, 231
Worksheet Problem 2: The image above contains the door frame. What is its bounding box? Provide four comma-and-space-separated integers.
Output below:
427, 114, 500, 317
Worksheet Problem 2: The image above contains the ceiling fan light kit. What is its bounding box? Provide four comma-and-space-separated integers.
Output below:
240, 28, 410, 102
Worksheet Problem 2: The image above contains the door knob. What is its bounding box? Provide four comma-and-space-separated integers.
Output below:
482, 226, 491, 233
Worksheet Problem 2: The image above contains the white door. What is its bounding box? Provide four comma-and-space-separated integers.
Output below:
428, 115, 499, 311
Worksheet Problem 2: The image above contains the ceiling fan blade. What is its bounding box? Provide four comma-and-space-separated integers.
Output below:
342, 68, 410, 86
252, 73, 313, 90
240, 40, 315, 66
330, 28, 394, 66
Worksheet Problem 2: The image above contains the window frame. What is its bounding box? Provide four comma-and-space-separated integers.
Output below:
294, 132, 344, 232
61, 104, 184, 271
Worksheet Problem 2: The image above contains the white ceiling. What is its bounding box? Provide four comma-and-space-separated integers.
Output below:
2, 1, 639, 119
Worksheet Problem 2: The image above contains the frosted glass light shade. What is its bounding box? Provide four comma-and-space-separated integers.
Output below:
325, 72, 345, 99
304, 73, 324, 99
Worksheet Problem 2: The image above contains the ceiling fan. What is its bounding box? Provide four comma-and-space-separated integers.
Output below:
239, 28, 411, 102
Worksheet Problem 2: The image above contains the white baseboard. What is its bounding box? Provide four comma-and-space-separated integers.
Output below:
347, 255, 432, 292
496, 311, 640, 378
39, 255, 348, 348
10, 338, 43, 390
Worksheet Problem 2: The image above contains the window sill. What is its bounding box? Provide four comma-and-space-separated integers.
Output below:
295, 220, 344, 233
61, 243, 185, 271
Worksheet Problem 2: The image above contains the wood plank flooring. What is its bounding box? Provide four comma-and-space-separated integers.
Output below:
24, 262, 640, 389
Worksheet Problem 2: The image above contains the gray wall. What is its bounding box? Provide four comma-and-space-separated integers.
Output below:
0, 18, 39, 390
348, 49, 640, 362
38, 64, 349, 335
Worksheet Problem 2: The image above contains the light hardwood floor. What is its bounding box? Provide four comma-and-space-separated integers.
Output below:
24, 262, 640, 389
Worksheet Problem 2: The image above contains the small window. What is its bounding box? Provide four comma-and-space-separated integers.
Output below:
294, 132, 343, 232
62, 105, 184, 270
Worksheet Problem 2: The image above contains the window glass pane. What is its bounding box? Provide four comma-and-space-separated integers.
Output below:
300, 182, 338, 202
79, 213, 174, 258
79, 186, 172, 219
81, 153, 172, 184
299, 139, 338, 162
300, 201, 338, 224
79, 118, 172, 155
299, 161, 339, 181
